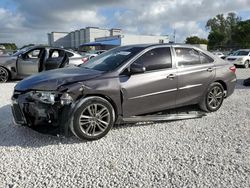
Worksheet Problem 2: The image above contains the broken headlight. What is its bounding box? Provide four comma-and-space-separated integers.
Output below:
31, 91, 57, 104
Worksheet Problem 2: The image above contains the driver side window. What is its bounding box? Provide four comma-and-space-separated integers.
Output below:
24, 49, 42, 59
133, 47, 172, 72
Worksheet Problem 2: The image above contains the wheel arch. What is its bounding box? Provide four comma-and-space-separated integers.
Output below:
214, 80, 227, 92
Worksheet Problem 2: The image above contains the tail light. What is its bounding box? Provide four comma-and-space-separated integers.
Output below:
229, 65, 236, 73
81, 57, 88, 63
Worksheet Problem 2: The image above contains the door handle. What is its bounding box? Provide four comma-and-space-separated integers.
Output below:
167, 74, 176, 79
207, 67, 214, 72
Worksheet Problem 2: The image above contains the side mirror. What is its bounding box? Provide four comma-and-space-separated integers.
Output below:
130, 63, 146, 74
18, 53, 25, 59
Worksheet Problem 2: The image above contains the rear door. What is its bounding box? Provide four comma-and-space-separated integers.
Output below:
174, 47, 215, 106
17, 48, 43, 76
45, 49, 66, 70
120, 46, 178, 117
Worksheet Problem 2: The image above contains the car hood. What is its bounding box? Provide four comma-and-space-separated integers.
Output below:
15, 67, 103, 91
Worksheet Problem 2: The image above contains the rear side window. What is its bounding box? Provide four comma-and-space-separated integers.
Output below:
49, 49, 64, 58
134, 47, 172, 71
175, 48, 200, 66
175, 48, 213, 67
200, 52, 214, 64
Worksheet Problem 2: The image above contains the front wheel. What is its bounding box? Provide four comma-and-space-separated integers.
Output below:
71, 97, 115, 141
0, 67, 9, 83
199, 82, 224, 112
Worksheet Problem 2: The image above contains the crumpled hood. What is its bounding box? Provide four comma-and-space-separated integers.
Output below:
15, 67, 103, 91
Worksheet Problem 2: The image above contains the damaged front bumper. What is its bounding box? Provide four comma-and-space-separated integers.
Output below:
11, 90, 74, 136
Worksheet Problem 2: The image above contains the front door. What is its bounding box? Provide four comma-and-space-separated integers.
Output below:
17, 48, 43, 76
174, 47, 216, 106
120, 47, 178, 117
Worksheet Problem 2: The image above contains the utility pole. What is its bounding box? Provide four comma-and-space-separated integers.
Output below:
173, 29, 176, 43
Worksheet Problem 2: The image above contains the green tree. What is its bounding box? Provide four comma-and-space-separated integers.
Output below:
206, 12, 241, 49
232, 19, 250, 48
207, 31, 225, 50
185, 36, 208, 44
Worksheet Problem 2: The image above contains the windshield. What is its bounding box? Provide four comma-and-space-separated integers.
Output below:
233, 50, 249, 56
80, 46, 144, 72
12, 47, 32, 56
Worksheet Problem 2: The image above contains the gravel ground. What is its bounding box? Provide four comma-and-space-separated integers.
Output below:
0, 69, 250, 187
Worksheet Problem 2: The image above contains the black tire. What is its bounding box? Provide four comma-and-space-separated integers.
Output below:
71, 97, 115, 141
244, 60, 249, 69
0, 66, 9, 83
199, 82, 224, 112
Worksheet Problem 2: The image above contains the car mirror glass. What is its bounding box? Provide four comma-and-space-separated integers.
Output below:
130, 63, 146, 74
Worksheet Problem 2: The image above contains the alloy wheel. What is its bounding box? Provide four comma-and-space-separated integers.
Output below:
207, 86, 223, 110
0, 67, 8, 82
78, 103, 111, 137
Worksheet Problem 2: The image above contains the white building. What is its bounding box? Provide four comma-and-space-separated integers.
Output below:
48, 27, 169, 50
48, 32, 70, 48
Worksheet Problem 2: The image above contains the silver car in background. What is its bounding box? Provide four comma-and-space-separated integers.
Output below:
0, 46, 83, 82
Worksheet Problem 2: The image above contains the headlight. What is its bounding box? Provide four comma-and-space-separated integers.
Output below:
31, 91, 56, 104
237, 58, 243, 61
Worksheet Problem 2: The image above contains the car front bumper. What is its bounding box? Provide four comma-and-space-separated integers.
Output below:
227, 59, 244, 66
11, 91, 73, 136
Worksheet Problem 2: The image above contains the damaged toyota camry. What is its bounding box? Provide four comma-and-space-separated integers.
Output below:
11, 44, 236, 140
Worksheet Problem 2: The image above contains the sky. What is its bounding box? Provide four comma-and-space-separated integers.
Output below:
0, 0, 250, 47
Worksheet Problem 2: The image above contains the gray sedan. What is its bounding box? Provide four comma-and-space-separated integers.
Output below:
0, 46, 83, 82
12, 44, 236, 140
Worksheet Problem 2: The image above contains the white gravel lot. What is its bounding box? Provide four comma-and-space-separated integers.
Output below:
0, 69, 250, 187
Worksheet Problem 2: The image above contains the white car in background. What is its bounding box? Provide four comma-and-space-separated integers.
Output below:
226, 49, 250, 68
213, 52, 225, 59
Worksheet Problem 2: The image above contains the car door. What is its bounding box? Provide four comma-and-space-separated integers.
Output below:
174, 47, 215, 106
17, 48, 43, 76
45, 49, 66, 70
120, 46, 178, 117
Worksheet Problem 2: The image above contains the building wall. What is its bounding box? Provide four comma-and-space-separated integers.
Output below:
110, 29, 122, 36
48, 28, 169, 49
47, 33, 52, 46
70, 32, 75, 48
120, 34, 169, 45
49, 32, 70, 48
79, 29, 85, 45
74, 30, 80, 48
193, 44, 208, 51
86, 27, 111, 43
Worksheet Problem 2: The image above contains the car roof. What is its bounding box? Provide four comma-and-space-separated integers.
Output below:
120, 43, 203, 49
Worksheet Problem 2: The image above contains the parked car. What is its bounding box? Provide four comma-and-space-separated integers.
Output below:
0, 46, 83, 82
212, 51, 225, 59
81, 50, 107, 63
12, 44, 236, 140
225, 49, 250, 68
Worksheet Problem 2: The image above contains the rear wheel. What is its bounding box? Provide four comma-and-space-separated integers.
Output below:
199, 82, 224, 112
0, 67, 9, 83
244, 60, 249, 68
71, 97, 115, 141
